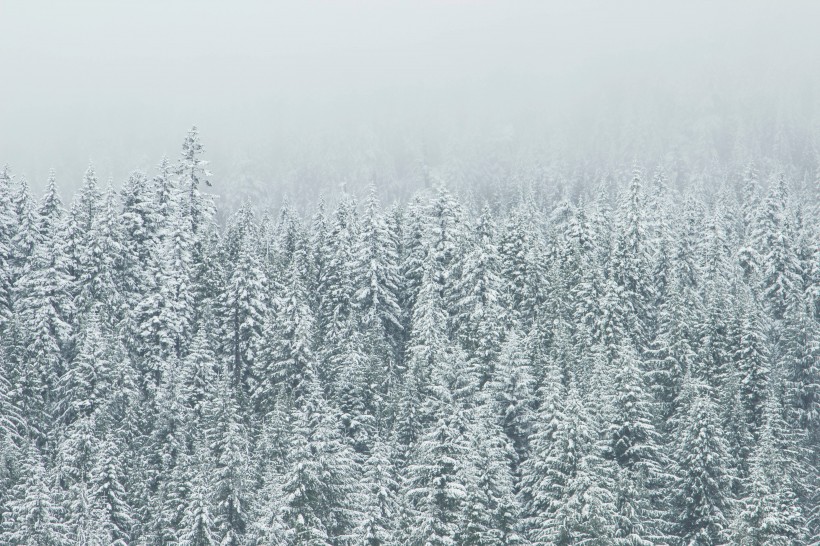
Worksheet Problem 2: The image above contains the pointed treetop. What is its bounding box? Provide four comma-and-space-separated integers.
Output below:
83, 162, 98, 188
179, 125, 212, 186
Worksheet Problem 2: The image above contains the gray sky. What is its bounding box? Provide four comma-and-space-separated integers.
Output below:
1, 0, 819, 200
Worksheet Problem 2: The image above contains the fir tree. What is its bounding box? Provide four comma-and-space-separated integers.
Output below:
484, 330, 537, 473
217, 208, 267, 394
455, 204, 506, 389
730, 382, 807, 545
358, 439, 400, 546
254, 250, 317, 414
279, 372, 361, 544
402, 385, 470, 546
179, 474, 218, 546
670, 378, 734, 545
207, 365, 251, 546
89, 437, 134, 545
1, 444, 69, 545
355, 185, 403, 347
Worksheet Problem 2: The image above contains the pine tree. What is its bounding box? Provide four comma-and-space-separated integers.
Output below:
700, 262, 734, 392
176, 126, 213, 237
74, 183, 124, 321
0, 165, 15, 328
56, 413, 98, 520
781, 294, 820, 444
119, 169, 161, 303
355, 185, 403, 350
179, 326, 218, 424
740, 162, 762, 242
217, 207, 267, 394
9, 175, 38, 284
731, 288, 770, 436
670, 378, 734, 545
610, 168, 652, 348
334, 329, 378, 452
207, 366, 251, 546
730, 382, 807, 545
756, 176, 802, 320
0, 343, 24, 447
58, 311, 111, 427
1, 443, 69, 545
570, 198, 606, 349
399, 195, 428, 333
404, 250, 455, 406
499, 205, 534, 329
14, 173, 74, 445
73, 164, 102, 235
153, 184, 195, 359
272, 197, 304, 274
308, 195, 331, 314
153, 155, 175, 233
454, 204, 506, 389
176, 127, 219, 325
484, 330, 537, 473
249, 403, 291, 544
66, 480, 110, 546
358, 439, 400, 546
254, 250, 317, 414
402, 385, 470, 546
179, 473, 218, 546
65, 164, 101, 286
428, 185, 468, 336
279, 372, 361, 543
0, 346, 24, 529
317, 193, 359, 360
520, 375, 617, 545
601, 339, 669, 544
89, 437, 134, 545
646, 270, 701, 425
147, 357, 192, 543
458, 411, 525, 545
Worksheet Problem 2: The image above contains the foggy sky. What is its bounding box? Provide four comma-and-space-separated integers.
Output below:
1, 0, 819, 201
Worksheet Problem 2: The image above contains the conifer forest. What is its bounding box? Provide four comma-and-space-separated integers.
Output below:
4, 2, 820, 544
0, 125, 818, 545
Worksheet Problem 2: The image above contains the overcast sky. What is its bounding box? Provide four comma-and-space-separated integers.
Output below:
1, 0, 819, 196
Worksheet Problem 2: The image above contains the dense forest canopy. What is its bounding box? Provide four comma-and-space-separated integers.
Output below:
0, 125, 818, 544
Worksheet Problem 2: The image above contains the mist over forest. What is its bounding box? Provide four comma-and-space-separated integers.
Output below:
1, 2, 819, 545
3, 1, 820, 209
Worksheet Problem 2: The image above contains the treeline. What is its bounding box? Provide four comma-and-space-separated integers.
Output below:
0, 127, 818, 544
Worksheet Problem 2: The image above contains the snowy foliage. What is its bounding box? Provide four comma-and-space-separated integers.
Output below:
0, 130, 818, 544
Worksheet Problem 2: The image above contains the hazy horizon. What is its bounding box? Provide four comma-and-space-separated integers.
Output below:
2, 1, 820, 205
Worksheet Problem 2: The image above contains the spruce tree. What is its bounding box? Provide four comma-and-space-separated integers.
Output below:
402, 385, 470, 546
1, 443, 69, 545
455, 204, 506, 389
730, 382, 807, 545
279, 372, 361, 543
0, 165, 14, 328
216, 210, 267, 394
89, 437, 134, 545
670, 378, 734, 545
355, 184, 403, 355
254, 250, 317, 414
358, 439, 400, 546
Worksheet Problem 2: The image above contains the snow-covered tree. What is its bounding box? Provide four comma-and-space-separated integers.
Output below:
670, 378, 734, 545
1, 444, 69, 544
